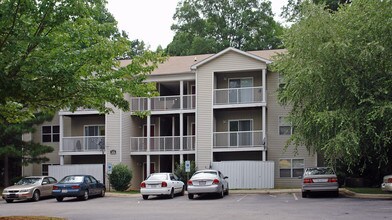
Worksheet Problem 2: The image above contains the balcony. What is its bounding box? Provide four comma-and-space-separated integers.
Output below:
61, 136, 105, 154
214, 86, 264, 106
213, 130, 265, 151
130, 136, 195, 154
130, 95, 196, 112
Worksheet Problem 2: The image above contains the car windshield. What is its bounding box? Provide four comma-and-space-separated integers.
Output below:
147, 173, 168, 181
60, 176, 84, 183
193, 171, 218, 179
16, 178, 41, 185
305, 168, 335, 175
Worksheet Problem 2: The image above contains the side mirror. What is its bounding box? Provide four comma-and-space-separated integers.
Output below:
224, 176, 228, 179
298, 176, 303, 179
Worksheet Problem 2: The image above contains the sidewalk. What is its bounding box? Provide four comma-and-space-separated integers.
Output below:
106, 188, 392, 199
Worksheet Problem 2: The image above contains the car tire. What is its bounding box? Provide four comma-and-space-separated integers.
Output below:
5, 199, 13, 203
169, 188, 174, 199
219, 187, 224, 198
100, 189, 105, 197
32, 190, 40, 202
188, 193, 194, 199
302, 192, 307, 198
56, 197, 64, 202
180, 186, 185, 196
142, 195, 149, 200
78, 190, 89, 201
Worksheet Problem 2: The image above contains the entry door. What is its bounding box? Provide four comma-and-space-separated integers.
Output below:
143, 163, 155, 180
229, 78, 253, 103
229, 120, 252, 146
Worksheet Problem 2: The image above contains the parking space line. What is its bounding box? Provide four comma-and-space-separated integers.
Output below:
236, 195, 248, 202
292, 193, 298, 201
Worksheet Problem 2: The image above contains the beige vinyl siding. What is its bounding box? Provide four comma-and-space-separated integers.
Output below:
196, 51, 267, 170
105, 103, 122, 170
266, 71, 317, 188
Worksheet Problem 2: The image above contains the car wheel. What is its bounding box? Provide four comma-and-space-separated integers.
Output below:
188, 193, 194, 199
32, 190, 40, 202
180, 186, 185, 196
219, 187, 224, 198
169, 188, 174, 199
78, 190, 89, 201
142, 195, 149, 200
5, 199, 13, 203
302, 192, 307, 198
100, 189, 105, 197
56, 197, 64, 202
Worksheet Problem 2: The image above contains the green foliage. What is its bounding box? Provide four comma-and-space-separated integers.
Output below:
109, 164, 133, 191
166, 0, 283, 55
174, 161, 196, 183
272, 0, 392, 178
0, 0, 166, 124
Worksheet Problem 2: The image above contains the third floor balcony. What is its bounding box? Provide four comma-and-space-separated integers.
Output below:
214, 86, 265, 107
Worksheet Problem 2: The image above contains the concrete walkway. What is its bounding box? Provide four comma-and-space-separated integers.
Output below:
106, 188, 392, 199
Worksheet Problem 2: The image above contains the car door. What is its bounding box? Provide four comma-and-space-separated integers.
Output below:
84, 176, 95, 195
41, 177, 53, 197
88, 176, 99, 195
171, 174, 182, 193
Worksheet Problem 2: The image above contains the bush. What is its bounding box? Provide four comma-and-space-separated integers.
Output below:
109, 164, 132, 191
174, 161, 196, 184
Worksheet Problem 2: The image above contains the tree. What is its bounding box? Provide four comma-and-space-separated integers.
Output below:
0, 112, 54, 186
281, 0, 351, 22
108, 163, 132, 191
272, 0, 392, 181
166, 0, 283, 55
0, 0, 165, 124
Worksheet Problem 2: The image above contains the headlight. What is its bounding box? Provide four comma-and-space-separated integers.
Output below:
19, 189, 30, 193
2, 189, 8, 193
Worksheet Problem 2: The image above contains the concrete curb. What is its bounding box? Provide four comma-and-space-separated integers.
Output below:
339, 188, 392, 199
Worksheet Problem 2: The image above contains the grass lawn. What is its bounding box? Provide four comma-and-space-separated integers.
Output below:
346, 187, 389, 194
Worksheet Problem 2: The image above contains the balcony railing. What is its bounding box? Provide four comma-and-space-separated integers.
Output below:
130, 95, 196, 112
130, 135, 195, 152
213, 130, 264, 148
214, 86, 264, 105
62, 136, 105, 152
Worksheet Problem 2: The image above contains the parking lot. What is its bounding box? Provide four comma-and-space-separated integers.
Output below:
1, 193, 391, 220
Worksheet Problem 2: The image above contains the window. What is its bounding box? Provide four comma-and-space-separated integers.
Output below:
279, 158, 304, 178
279, 116, 293, 135
229, 119, 252, 146
228, 78, 253, 103
41, 163, 59, 176
42, 125, 60, 143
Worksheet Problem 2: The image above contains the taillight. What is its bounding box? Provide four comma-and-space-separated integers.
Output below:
388, 178, 392, 183
303, 178, 313, 184
140, 182, 146, 188
328, 178, 338, 183
53, 186, 59, 190
212, 179, 220, 184
71, 185, 80, 189
161, 181, 168, 187
188, 180, 193, 185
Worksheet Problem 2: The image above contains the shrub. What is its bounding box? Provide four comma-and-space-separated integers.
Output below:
109, 164, 132, 191
174, 161, 196, 184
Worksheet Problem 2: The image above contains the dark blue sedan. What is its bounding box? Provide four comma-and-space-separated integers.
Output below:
52, 175, 105, 202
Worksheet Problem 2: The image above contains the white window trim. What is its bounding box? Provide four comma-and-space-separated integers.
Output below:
279, 158, 305, 178
278, 116, 293, 136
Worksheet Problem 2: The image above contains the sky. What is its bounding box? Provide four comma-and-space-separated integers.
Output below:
106, 0, 288, 50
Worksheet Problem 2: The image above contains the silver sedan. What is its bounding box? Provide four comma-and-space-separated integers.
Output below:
187, 169, 229, 199
301, 167, 339, 198
2, 176, 58, 203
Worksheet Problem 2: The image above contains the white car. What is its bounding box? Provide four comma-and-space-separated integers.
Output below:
140, 173, 185, 200
381, 175, 392, 192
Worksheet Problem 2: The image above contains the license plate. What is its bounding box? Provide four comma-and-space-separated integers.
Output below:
148, 185, 158, 188
9, 194, 17, 198
61, 189, 68, 193
313, 179, 328, 183
199, 181, 206, 185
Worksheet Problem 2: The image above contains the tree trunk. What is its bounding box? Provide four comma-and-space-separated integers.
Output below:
3, 155, 9, 187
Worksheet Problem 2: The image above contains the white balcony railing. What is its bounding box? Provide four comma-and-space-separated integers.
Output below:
62, 136, 105, 152
130, 95, 196, 112
130, 135, 195, 152
214, 86, 264, 105
213, 130, 264, 148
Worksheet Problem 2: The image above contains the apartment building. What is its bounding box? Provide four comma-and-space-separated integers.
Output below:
22, 47, 317, 189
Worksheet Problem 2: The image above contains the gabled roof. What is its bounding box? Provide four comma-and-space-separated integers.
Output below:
119, 48, 286, 75
191, 47, 274, 70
